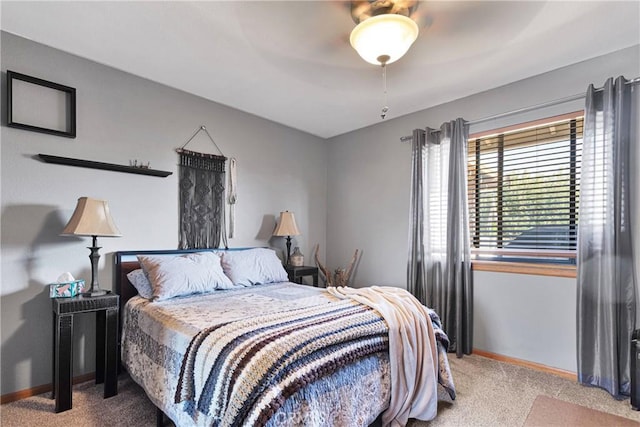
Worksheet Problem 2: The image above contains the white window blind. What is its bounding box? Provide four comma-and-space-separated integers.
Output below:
468, 113, 583, 264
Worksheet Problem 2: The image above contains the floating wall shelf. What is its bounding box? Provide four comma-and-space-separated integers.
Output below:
37, 154, 173, 177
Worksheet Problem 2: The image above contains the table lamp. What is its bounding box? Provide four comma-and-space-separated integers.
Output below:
273, 211, 301, 265
61, 197, 122, 296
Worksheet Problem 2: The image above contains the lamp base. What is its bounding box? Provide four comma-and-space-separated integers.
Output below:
84, 238, 108, 297
285, 236, 292, 265
81, 289, 109, 297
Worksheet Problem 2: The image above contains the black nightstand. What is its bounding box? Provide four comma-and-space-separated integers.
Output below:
286, 265, 319, 287
52, 293, 119, 413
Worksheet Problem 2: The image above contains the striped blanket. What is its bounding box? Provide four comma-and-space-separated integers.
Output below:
175, 299, 389, 426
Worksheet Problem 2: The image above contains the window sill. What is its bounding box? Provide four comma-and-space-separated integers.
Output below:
471, 261, 576, 278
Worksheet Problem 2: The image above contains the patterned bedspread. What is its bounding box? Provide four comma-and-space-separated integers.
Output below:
122, 282, 453, 427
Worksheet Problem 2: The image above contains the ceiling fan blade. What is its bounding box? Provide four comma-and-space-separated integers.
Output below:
350, 0, 419, 23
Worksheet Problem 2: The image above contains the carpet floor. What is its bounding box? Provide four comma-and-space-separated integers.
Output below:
2, 354, 639, 426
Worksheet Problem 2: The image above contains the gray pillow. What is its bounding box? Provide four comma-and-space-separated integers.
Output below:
220, 248, 288, 286
138, 252, 235, 301
126, 268, 153, 300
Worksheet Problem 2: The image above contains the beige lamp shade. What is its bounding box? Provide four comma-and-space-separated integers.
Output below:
61, 197, 122, 237
273, 211, 301, 237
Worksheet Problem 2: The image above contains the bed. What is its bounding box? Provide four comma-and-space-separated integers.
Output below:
114, 248, 455, 427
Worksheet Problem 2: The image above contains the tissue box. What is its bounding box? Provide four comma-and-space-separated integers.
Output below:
49, 280, 85, 298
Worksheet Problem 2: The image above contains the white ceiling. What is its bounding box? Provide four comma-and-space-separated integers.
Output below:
2, 1, 639, 138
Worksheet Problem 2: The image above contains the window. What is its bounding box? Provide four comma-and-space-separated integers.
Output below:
467, 112, 583, 266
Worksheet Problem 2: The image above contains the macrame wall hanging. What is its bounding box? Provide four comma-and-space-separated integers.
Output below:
176, 125, 236, 249
228, 157, 237, 238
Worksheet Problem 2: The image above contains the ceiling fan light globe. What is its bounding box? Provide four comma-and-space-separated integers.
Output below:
350, 14, 419, 65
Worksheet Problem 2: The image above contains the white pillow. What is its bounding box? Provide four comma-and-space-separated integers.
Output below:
138, 252, 235, 301
126, 269, 153, 300
220, 248, 289, 286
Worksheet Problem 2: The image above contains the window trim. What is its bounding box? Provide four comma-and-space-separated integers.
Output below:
472, 260, 576, 278
469, 111, 584, 140
468, 110, 584, 276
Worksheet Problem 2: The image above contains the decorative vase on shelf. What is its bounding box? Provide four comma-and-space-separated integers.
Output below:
290, 247, 304, 267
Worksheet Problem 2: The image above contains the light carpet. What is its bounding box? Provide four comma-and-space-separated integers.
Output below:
411, 355, 640, 426
2, 354, 640, 426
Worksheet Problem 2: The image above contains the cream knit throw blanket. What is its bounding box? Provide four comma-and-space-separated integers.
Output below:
327, 286, 440, 427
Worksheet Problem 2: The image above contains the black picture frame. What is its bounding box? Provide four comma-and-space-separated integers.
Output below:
6, 70, 76, 138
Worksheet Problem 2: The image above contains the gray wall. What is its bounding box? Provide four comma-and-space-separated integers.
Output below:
2, 30, 639, 396
326, 45, 640, 372
0, 32, 327, 395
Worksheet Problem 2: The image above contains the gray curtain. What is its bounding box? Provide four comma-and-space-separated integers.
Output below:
407, 128, 427, 304
407, 119, 473, 357
178, 149, 227, 249
577, 76, 638, 397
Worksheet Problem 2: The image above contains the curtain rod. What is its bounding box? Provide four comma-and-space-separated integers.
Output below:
400, 76, 640, 142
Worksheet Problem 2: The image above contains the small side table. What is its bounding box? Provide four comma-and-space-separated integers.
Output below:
52, 293, 119, 413
286, 265, 319, 287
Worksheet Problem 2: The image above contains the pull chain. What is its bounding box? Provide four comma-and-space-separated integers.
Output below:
381, 63, 389, 119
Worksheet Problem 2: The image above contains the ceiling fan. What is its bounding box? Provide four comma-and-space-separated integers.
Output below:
347, 0, 423, 118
